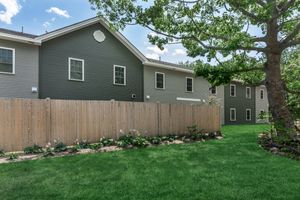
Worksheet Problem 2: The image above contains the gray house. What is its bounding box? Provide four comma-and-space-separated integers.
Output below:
0, 17, 269, 125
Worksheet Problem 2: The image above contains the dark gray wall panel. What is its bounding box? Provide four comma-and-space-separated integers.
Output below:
224, 81, 256, 125
39, 23, 143, 101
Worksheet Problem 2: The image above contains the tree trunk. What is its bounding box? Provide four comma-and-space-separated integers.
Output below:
265, 53, 296, 138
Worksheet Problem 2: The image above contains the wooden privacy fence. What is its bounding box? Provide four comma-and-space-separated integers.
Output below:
0, 98, 220, 151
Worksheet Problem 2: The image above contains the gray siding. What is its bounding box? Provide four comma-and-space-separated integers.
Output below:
224, 82, 256, 124
39, 23, 143, 101
0, 39, 39, 98
256, 85, 269, 123
144, 65, 224, 123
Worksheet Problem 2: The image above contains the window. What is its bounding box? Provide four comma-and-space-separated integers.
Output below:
230, 84, 236, 97
246, 87, 251, 99
155, 72, 165, 89
246, 109, 251, 121
68, 58, 84, 81
260, 89, 264, 99
186, 77, 193, 92
113, 65, 126, 85
230, 108, 236, 121
211, 86, 217, 95
0, 47, 15, 74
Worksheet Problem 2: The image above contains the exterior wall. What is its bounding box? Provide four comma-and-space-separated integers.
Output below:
224, 81, 256, 125
144, 65, 225, 124
0, 39, 39, 98
39, 23, 143, 101
256, 85, 269, 123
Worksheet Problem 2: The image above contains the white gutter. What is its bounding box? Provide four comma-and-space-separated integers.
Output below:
0, 33, 40, 45
143, 61, 194, 74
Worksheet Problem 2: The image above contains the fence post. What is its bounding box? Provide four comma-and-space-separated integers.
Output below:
45, 99, 51, 144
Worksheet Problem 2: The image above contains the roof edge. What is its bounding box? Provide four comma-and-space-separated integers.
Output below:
143, 60, 194, 74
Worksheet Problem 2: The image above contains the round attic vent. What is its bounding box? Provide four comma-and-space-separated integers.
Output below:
93, 30, 106, 43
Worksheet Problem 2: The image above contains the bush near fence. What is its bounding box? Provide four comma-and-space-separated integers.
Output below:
0, 98, 220, 151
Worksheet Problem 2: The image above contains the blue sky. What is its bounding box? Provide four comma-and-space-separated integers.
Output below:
0, 0, 190, 63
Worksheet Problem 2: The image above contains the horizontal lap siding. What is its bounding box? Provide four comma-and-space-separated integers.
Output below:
0, 99, 220, 152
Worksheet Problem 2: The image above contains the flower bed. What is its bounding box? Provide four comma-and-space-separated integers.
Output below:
0, 126, 222, 164
258, 132, 300, 160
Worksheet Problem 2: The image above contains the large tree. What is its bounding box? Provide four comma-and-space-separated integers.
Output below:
89, 0, 300, 138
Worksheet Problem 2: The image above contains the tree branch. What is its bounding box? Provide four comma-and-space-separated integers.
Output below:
281, 22, 300, 48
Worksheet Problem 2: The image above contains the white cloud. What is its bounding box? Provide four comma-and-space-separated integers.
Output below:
148, 32, 158, 37
147, 46, 168, 55
172, 49, 186, 56
42, 21, 51, 30
46, 7, 70, 18
0, 0, 21, 24
145, 53, 160, 60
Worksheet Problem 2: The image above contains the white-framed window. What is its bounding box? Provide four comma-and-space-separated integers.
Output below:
0, 47, 15, 74
230, 108, 236, 121
68, 57, 84, 81
246, 109, 252, 121
211, 86, 217, 95
246, 87, 251, 99
155, 72, 165, 89
230, 84, 236, 97
260, 89, 264, 100
186, 77, 194, 92
113, 65, 126, 86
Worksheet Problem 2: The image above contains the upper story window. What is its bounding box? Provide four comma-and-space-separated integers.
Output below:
155, 72, 165, 89
68, 57, 84, 81
246, 109, 252, 121
246, 87, 251, 99
186, 77, 193, 92
230, 84, 236, 97
260, 89, 264, 99
211, 86, 217, 95
230, 108, 236, 121
113, 65, 126, 86
0, 47, 15, 74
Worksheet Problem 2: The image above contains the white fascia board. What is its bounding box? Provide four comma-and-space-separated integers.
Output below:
143, 61, 194, 74
0, 33, 40, 45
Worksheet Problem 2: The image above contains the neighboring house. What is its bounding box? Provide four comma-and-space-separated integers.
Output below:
143, 59, 225, 124
0, 17, 268, 125
224, 81, 256, 125
0, 30, 39, 98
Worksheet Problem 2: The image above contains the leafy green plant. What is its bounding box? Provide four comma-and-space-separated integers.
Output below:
54, 141, 67, 153
78, 140, 90, 149
0, 149, 5, 157
100, 137, 115, 147
132, 135, 149, 147
148, 136, 162, 145
89, 143, 102, 150
24, 144, 44, 154
7, 153, 19, 160
117, 134, 134, 148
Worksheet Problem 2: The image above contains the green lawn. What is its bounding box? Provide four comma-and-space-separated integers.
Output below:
0, 125, 300, 200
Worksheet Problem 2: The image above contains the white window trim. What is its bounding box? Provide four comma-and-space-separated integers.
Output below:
68, 57, 85, 82
113, 65, 126, 86
230, 84, 236, 97
230, 108, 236, 121
246, 87, 251, 99
155, 72, 165, 90
176, 97, 201, 102
211, 86, 217, 95
0, 46, 15, 75
186, 77, 194, 93
246, 109, 252, 121
260, 89, 264, 100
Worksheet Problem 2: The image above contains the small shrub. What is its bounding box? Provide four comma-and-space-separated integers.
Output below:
161, 135, 178, 142
0, 149, 5, 157
68, 145, 81, 153
24, 144, 44, 154
43, 143, 55, 157
100, 137, 115, 147
133, 135, 149, 147
148, 136, 162, 145
7, 153, 19, 160
54, 141, 67, 152
78, 140, 90, 149
89, 143, 102, 150
117, 134, 135, 148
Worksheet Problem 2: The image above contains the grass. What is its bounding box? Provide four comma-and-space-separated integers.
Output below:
0, 125, 300, 200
